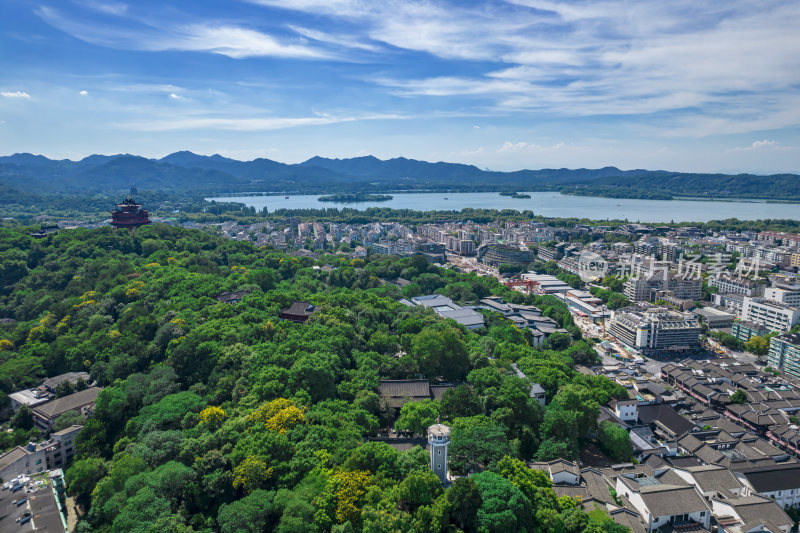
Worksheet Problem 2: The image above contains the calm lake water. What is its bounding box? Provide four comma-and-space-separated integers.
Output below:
208, 192, 800, 223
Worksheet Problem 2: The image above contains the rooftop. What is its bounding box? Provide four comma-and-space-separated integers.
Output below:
32, 387, 101, 419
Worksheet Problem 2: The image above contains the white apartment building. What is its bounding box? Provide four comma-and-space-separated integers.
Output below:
708, 275, 765, 297
741, 296, 800, 333
764, 287, 800, 307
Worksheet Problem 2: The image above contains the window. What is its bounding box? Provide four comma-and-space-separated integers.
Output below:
437, 464, 441, 469
35, 459, 42, 465
437, 450, 441, 456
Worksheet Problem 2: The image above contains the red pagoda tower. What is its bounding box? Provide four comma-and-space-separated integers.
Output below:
110, 198, 151, 228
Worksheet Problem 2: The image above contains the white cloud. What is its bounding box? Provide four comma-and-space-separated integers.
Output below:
498, 141, 565, 153
750, 140, 778, 149
83, 1, 129, 16
168, 93, 183, 100
35, 6, 333, 60
79, 90, 88, 95
116, 112, 406, 131
288, 26, 381, 52
730, 139, 781, 152
1, 91, 31, 98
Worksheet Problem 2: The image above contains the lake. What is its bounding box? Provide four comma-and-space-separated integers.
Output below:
207, 192, 800, 223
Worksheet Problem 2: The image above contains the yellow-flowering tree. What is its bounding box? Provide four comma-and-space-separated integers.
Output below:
0, 339, 13, 351
328, 470, 371, 524
232, 456, 273, 494
199, 406, 228, 427
248, 398, 306, 434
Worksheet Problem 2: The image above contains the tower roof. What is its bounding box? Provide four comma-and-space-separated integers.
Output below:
428, 423, 451, 437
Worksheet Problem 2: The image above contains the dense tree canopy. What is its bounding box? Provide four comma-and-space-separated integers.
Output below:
0, 224, 631, 532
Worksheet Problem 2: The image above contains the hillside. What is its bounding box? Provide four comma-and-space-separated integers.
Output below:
0, 152, 798, 200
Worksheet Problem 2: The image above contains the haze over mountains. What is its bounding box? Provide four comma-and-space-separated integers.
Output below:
1, 151, 798, 200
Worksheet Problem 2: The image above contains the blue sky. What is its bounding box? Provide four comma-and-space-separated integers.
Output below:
1, 0, 799, 173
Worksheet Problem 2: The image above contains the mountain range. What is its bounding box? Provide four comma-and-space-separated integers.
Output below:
1, 151, 798, 200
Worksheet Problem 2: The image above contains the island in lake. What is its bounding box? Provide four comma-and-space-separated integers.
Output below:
318, 193, 393, 203
499, 191, 532, 199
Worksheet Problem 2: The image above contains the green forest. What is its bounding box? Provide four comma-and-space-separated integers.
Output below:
0, 224, 634, 532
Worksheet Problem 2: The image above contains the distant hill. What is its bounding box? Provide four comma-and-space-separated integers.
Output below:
0, 151, 797, 200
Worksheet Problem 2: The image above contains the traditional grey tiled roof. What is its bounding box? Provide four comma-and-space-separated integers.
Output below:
638, 404, 696, 436
581, 468, 616, 504
683, 465, 742, 497
637, 485, 710, 517
549, 459, 579, 475
0, 446, 27, 471
42, 371, 90, 390
609, 508, 647, 533
33, 387, 101, 419
737, 463, 800, 492
714, 496, 793, 531
679, 433, 704, 453
378, 380, 431, 408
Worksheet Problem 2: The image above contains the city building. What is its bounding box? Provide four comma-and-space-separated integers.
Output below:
537, 245, 563, 261
409, 295, 485, 329
740, 297, 800, 333
0, 469, 69, 533
32, 388, 101, 430
693, 307, 735, 329
0, 426, 81, 482
731, 321, 770, 343
714, 293, 745, 316
735, 463, 800, 509
478, 244, 534, 267
615, 475, 711, 532
609, 306, 701, 355
767, 333, 800, 379
764, 287, 800, 307
624, 273, 703, 303
8, 372, 92, 412
708, 275, 766, 297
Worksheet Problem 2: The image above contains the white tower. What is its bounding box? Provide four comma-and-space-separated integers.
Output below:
428, 423, 451, 484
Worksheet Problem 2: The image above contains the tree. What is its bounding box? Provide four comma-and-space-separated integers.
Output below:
233, 456, 273, 494
471, 471, 531, 533
494, 456, 551, 501
546, 331, 571, 350
730, 389, 748, 404
441, 385, 483, 420
53, 410, 86, 432
343, 442, 401, 479
11, 405, 33, 430
65, 457, 106, 502
396, 470, 442, 511
548, 384, 600, 438
597, 421, 632, 462
411, 326, 469, 381
447, 477, 482, 533
449, 418, 509, 474
744, 335, 770, 356
217, 489, 276, 533
395, 400, 440, 436
535, 439, 575, 461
